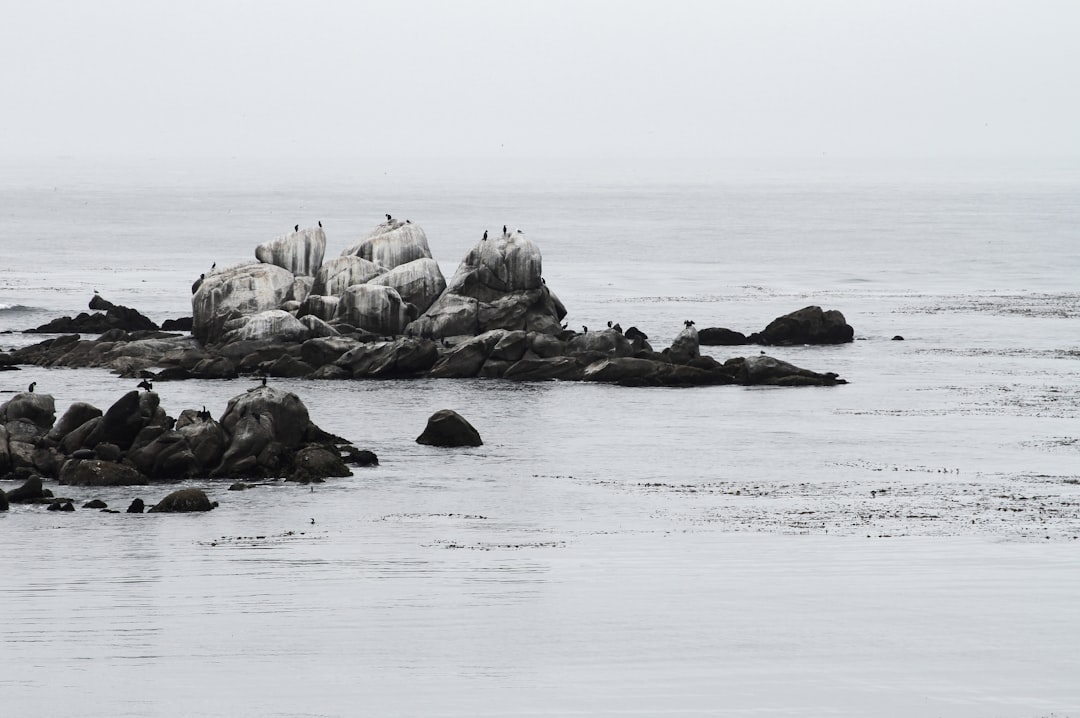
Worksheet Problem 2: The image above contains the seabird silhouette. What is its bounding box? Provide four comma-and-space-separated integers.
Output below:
386, 214, 392, 221
211, 262, 216, 270
137, 379, 153, 391
318, 220, 322, 228
582, 325, 588, 333
482, 230, 488, 241
28, 381, 36, 393
684, 320, 695, 327
503, 224, 507, 235
261, 375, 267, 387
294, 224, 299, 232
607, 320, 613, 328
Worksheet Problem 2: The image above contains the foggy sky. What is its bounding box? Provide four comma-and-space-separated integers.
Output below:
2, 0, 1077, 160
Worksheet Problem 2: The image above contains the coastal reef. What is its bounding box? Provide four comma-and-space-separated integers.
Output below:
1, 219, 849, 388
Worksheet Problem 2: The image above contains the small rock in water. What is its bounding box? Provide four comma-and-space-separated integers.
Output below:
127, 498, 145, 514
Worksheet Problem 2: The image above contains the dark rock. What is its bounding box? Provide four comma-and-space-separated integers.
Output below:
59, 459, 148, 486
623, 326, 652, 353
47, 499, 75, 512
161, 317, 194, 331
267, 355, 314, 378
83, 499, 108, 509
288, 445, 352, 482
341, 447, 379, 467
336, 337, 439, 378
299, 337, 359, 367
94, 443, 123, 462
566, 329, 635, 358
29, 297, 158, 334
665, 324, 700, 364
127, 498, 145, 513
748, 306, 854, 346
154, 367, 193, 381
503, 356, 584, 382
45, 402, 103, 444
0, 490, 6, 511
892, 335, 905, 341
698, 327, 748, 345
175, 417, 227, 471
5, 474, 47, 503
228, 482, 254, 491
416, 409, 483, 447
736, 355, 846, 386
70, 448, 96, 460
308, 364, 351, 380
191, 356, 238, 380
0, 391, 56, 432
428, 330, 508, 378
148, 488, 217, 513
127, 431, 199, 480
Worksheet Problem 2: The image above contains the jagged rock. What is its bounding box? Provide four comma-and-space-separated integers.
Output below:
698, 327, 748, 345
416, 409, 483, 447
59, 459, 148, 486
297, 294, 341, 322
221, 309, 310, 344
665, 324, 700, 364
311, 256, 384, 297
748, 306, 854, 346
367, 258, 446, 316
45, 402, 103, 444
736, 355, 846, 386
341, 220, 433, 270
0, 391, 56, 432
4, 474, 47, 503
335, 337, 439, 378
503, 356, 584, 382
337, 285, 410, 335
192, 263, 297, 345
148, 488, 217, 513
255, 227, 326, 276
288, 445, 352, 482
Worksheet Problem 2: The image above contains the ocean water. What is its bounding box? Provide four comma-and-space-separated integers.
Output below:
1, 157, 1079, 717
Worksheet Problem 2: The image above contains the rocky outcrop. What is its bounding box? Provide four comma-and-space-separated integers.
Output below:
29, 295, 158, 334
335, 337, 439, 378
416, 409, 483, 447
407, 232, 565, 338
734, 355, 846, 386
59, 459, 147, 486
747, 306, 854, 345
698, 327, 748, 345
341, 219, 433, 270
192, 263, 296, 345
665, 324, 700, 364
0, 391, 55, 432
220, 309, 310, 344
255, 227, 326, 277
148, 488, 217, 513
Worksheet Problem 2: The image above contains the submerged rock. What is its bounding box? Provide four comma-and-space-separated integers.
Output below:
148, 488, 217, 513
749, 306, 854, 345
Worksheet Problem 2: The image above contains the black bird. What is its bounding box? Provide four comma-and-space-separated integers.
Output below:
137, 379, 153, 391
318, 220, 322, 228
482, 230, 488, 241
607, 320, 613, 328
28, 381, 36, 393
582, 325, 588, 333
211, 262, 216, 270
503, 224, 507, 235
386, 214, 392, 222
613, 323, 622, 333
198, 406, 211, 421
684, 320, 695, 327
294, 224, 299, 232
261, 375, 267, 387
406, 219, 412, 224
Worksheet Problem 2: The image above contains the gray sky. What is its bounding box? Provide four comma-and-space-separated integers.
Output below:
2, 0, 1077, 160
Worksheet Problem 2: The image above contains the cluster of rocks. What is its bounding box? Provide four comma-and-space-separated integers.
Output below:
0, 219, 851, 388
698, 306, 854, 346
0, 385, 370, 502
25, 294, 191, 334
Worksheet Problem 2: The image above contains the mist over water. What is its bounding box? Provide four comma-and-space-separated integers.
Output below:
1, 157, 1079, 717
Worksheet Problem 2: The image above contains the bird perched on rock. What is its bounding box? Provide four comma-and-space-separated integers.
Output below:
482, 230, 488, 241
137, 379, 153, 391
503, 224, 507, 235
197, 406, 211, 421
582, 325, 588, 333
607, 320, 613, 328
28, 381, 36, 393
318, 220, 322, 228
386, 213, 392, 222
684, 320, 696, 327
294, 224, 299, 232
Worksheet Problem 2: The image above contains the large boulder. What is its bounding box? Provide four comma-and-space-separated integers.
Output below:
126, 431, 200, 480
288, 445, 352, 482
428, 330, 509, 378
338, 284, 410, 335
192, 263, 297, 345
300, 337, 360, 368
148, 488, 217, 513
310, 256, 384, 297
748, 306, 854, 345
213, 413, 279, 478
341, 220, 433, 270
297, 294, 341, 322
0, 391, 56, 432
582, 357, 736, 386
367, 258, 446, 316
415, 409, 483, 447
4, 474, 48, 503
84, 390, 161, 451
175, 414, 228, 470
220, 309, 310, 344
255, 227, 326, 276
218, 386, 321, 450
698, 327, 748, 345
502, 356, 584, 382
665, 324, 701, 364
566, 329, 635, 359
406, 232, 565, 339
45, 402, 103, 444
335, 337, 439, 378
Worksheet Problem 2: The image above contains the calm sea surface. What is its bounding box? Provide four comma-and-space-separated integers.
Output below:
1, 157, 1079, 717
